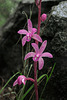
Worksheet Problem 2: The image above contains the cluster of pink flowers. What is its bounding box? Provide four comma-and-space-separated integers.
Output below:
13, 14, 53, 86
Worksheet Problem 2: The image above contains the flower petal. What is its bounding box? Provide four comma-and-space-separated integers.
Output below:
22, 79, 26, 85
13, 79, 18, 86
24, 52, 35, 60
17, 75, 26, 85
31, 43, 39, 53
38, 57, 44, 70
32, 34, 42, 43
41, 52, 53, 58
28, 19, 32, 33
18, 29, 28, 34
32, 28, 37, 34
39, 40, 47, 54
22, 36, 27, 46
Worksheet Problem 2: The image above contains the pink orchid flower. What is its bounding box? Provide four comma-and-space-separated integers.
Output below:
18, 19, 42, 46
24, 40, 53, 70
13, 75, 35, 86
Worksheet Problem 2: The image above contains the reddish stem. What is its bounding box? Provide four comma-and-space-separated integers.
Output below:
34, 0, 42, 100
34, 62, 38, 100
26, 78, 35, 83
36, 0, 41, 44
35, 0, 39, 6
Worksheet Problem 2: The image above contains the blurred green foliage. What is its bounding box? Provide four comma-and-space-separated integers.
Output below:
0, 0, 21, 27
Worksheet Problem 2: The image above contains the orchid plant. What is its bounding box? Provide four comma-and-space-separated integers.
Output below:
13, 0, 53, 100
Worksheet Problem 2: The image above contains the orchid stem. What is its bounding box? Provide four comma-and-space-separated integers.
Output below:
35, 0, 38, 6
34, 62, 38, 100
34, 0, 42, 100
26, 77, 35, 83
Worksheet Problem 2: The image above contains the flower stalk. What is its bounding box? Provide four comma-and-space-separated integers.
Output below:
34, 0, 42, 100
35, 0, 39, 6
34, 62, 38, 100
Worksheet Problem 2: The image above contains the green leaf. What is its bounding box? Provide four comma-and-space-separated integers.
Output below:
0, 72, 20, 94
40, 63, 56, 99
48, 63, 56, 80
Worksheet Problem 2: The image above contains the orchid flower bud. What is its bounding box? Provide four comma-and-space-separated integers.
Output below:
41, 14, 47, 22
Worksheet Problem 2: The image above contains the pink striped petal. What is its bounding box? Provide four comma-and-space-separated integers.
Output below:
39, 40, 47, 54
32, 28, 37, 34
28, 19, 32, 33
24, 52, 35, 60
13, 79, 18, 86
32, 34, 42, 43
31, 43, 39, 53
38, 57, 44, 70
18, 29, 28, 34
22, 36, 27, 46
41, 52, 53, 58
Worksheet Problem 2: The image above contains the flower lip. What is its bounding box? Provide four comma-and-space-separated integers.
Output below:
26, 33, 31, 42
17, 75, 26, 85
22, 78, 24, 82
26, 33, 30, 36
33, 53, 40, 61
27, 34, 29, 37
36, 54, 40, 57
22, 78, 26, 85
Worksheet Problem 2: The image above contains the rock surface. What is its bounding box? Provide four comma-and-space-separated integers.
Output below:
52, 1, 67, 18
42, 1, 67, 55
22, 0, 66, 3
40, 1, 67, 100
